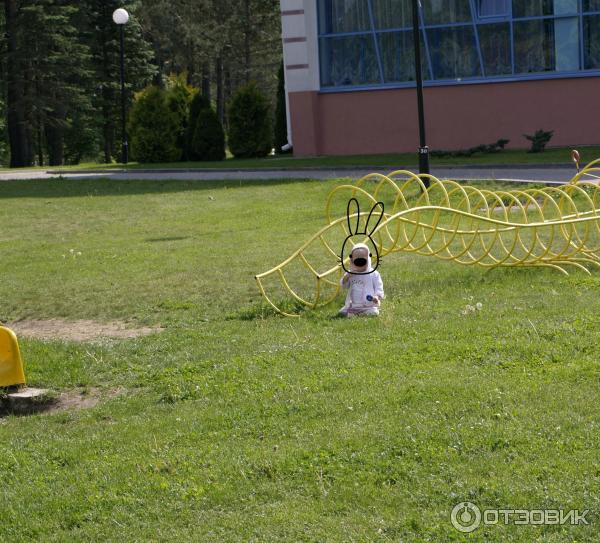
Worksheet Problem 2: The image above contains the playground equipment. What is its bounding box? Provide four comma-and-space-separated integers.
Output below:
256, 157, 600, 317
0, 326, 26, 387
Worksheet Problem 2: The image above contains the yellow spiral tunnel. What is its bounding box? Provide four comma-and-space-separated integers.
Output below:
256, 158, 600, 317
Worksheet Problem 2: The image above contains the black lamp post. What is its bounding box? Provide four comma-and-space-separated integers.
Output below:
113, 8, 129, 164
411, 0, 429, 186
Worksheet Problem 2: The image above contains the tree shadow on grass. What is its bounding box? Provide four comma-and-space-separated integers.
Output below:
0, 176, 320, 200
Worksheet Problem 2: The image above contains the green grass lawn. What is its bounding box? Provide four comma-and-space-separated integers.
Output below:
2, 144, 600, 172
1, 176, 599, 542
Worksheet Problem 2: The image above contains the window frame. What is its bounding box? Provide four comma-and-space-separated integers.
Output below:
316, 0, 600, 92
476, 0, 511, 20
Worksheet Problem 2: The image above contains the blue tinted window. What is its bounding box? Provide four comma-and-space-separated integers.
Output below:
378, 31, 429, 82
514, 20, 556, 73
478, 0, 509, 18
372, 0, 412, 29
478, 23, 512, 74
583, 0, 600, 11
584, 15, 600, 69
428, 27, 481, 79
513, 0, 577, 17
514, 18, 580, 73
318, 0, 371, 34
554, 18, 580, 71
423, 0, 472, 24
319, 35, 381, 86
316, 0, 599, 89
554, 0, 578, 14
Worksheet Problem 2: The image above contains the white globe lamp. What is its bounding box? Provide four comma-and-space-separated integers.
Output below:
113, 8, 130, 163
112, 8, 129, 25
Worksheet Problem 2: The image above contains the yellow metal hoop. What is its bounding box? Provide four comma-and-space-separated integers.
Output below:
256, 158, 600, 316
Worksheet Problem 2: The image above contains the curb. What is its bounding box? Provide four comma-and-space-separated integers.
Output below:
45, 163, 577, 176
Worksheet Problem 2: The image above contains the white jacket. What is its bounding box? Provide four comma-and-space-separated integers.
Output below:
340, 243, 384, 311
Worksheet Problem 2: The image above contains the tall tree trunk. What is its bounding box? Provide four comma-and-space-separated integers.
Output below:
224, 63, 231, 130
243, 0, 251, 83
100, 2, 113, 163
36, 116, 44, 166
216, 54, 224, 124
45, 110, 66, 167
187, 39, 195, 85
201, 61, 211, 101
151, 46, 164, 86
5, 0, 33, 167
102, 101, 114, 164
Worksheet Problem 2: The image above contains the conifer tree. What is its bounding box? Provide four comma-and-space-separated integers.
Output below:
4, 0, 95, 166
165, 74, 195, 160
186, 92, 211, 159
191, 107, 225, 161
82, 0, 156, 163
128, 86, 181, 163
228, 82, 272, 158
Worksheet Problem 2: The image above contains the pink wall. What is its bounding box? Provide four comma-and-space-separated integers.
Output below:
289, 77, 600, 156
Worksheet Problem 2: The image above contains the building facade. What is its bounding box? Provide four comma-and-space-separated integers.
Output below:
280, 0, 600, 156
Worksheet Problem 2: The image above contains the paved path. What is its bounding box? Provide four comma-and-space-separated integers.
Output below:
0, 165, 584, 184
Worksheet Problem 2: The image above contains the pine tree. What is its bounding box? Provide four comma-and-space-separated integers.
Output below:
82, 0, 156, 163
136, 0, 213, 85
186, 92, 210, 159
3, 0, 94, 167
165, 74, 195, 160
0, 8, 8, 166
128, 86, 181, 163
26, 1, 94, 165
137, 0, 282, 120
191, 107, 225, 161
1, 0, 283, 167
228, 82, 272, 158
4, 0, 34, 166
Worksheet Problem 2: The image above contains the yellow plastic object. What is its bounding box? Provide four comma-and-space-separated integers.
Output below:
0, 326, 26, 387
256, 157, 600, 316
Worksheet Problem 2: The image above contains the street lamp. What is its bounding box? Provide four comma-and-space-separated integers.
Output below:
113, 8, 129, 164
411, 0, 429, 187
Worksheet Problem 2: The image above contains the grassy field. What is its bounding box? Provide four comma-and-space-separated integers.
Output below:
1, 175, 599, 542
2, 145, 600, 172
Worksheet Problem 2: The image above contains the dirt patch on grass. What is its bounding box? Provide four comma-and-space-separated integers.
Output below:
6, 319, 163, 342
1, 387, 126, 417
54, 387, 124, 412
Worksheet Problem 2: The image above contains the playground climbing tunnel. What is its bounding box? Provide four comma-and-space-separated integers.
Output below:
256, 158, 600, 316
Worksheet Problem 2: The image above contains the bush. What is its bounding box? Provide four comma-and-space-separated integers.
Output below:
524, 129, 554, 153
190, 107, 225, 161
186, 92, 211, 160
430, 139, 509, 158
274, 62, 289, 154
165, 75, 195, 160
228, 82, 272, 158
128, 86, 182, 163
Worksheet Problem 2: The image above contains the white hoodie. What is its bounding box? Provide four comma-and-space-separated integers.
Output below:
340, 243, 384, 313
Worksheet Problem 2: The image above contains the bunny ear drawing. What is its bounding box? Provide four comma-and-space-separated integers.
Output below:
346, 198, 360, 235
366, 201, 385, 235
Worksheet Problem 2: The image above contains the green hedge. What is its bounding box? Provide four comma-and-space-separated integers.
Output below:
166, 76, 195, 161
128, 86, 181, 163
186, 93, 211, 160
228, 82, 272, 158
191, 107, 225, 161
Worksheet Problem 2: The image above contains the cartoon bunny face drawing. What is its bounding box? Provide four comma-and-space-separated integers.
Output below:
340, 198, 384, 275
